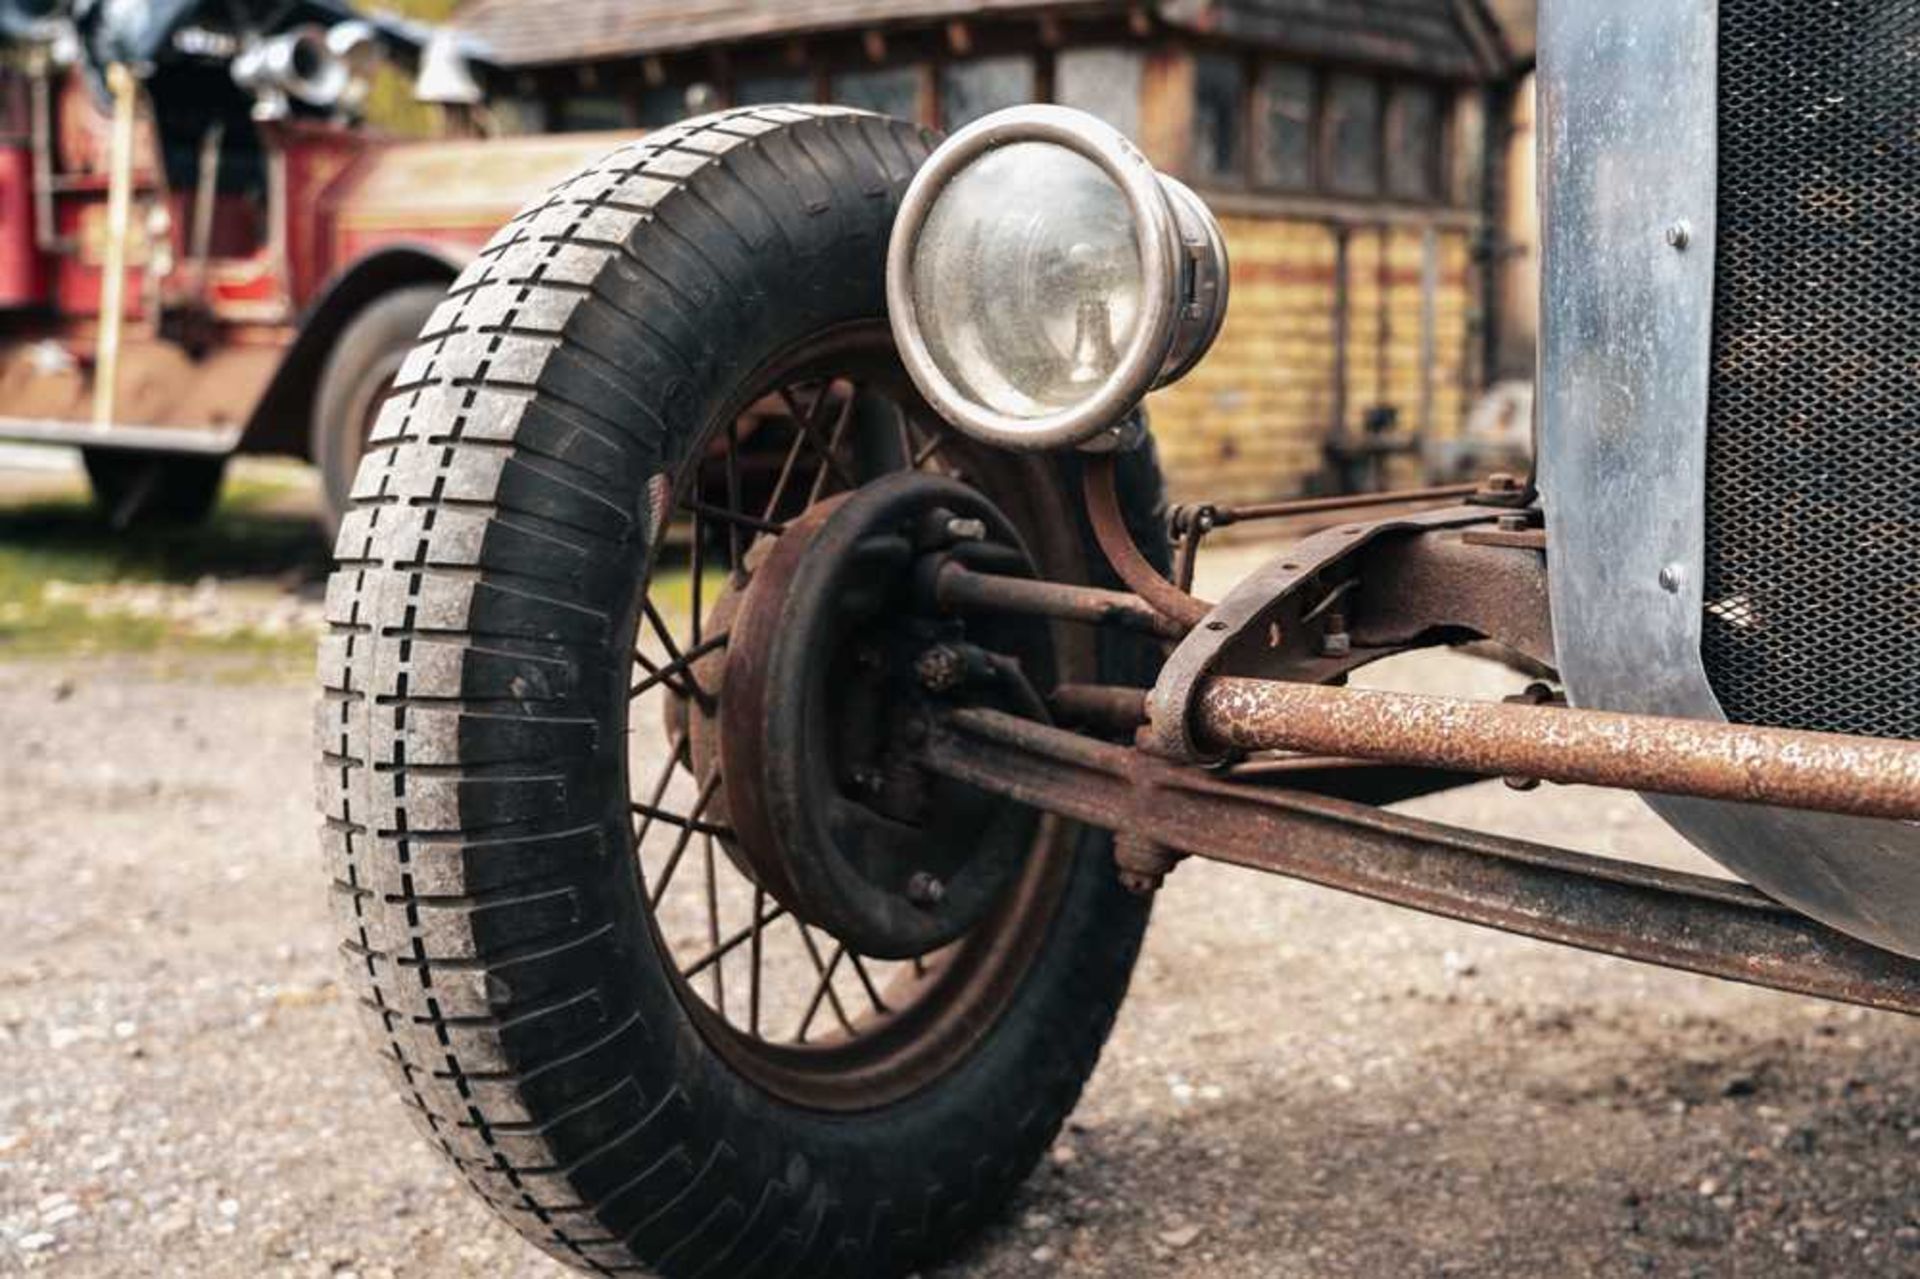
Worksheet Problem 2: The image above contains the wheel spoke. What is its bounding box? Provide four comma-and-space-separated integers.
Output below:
640, 600, 716, 709
779, 382, 860, 492
628, 631, 729, 702
805, 384, 860, 506
775, 384, 814, 432
794, 924, 855, 1042
640, 598, 690, 665
847, 952, 889, 1015
629, 733, 688, 873
682, 898, 788, 982
910, 428, 948, 471
630, 649, 709, 711
703, 835, 725, 1017
681, 497, 784, 538
689, 504, 704, 648
628, 797, 732, 840
758, 420, 814, 529
648, 771, 721, 908
748, 884, 766, 1039
895, 417, 914, 472
724, 418, 745, 577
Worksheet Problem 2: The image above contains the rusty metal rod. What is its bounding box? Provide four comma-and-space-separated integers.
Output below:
1192, 678, 1920, 823
924, 708, 1920, 1015
935, 562, 1187, 641
1208, 481, 1482, 526
1028, 679, 1495, 802
1049, 682, 1153, 733
1083, 454, 1213, 629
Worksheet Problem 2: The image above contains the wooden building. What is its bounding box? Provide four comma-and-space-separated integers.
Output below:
451, 0, 1525, 503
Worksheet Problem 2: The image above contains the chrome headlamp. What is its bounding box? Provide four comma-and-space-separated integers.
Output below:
886, 105, 1229, 451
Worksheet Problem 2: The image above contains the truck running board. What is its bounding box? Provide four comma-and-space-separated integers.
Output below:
0, 416, 240, 455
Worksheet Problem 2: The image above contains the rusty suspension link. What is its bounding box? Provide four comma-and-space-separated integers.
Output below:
1081, 458, 1526, 641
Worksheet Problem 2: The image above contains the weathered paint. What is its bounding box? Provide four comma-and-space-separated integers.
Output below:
321, 129, 637, 255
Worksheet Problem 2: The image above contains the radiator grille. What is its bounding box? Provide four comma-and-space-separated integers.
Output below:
1704, 0, 1920, 739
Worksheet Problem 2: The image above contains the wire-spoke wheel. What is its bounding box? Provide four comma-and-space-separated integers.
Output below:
629, 324, 1094, 1110
321, 106, 1168, 1278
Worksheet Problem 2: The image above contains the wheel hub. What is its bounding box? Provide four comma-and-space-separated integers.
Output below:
712, 472, 1055, 958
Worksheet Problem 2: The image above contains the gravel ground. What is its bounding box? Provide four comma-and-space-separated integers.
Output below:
2, 552, 1917, 1276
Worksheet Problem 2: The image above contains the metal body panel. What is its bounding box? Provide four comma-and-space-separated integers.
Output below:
1537, 0, 1920, 958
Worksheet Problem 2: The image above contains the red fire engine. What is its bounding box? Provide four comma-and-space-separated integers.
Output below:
0, 0, 623, 526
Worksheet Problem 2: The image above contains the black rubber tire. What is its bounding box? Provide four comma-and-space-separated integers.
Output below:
311, 285, 447, 533
319, 106, 1170, 1278
81, 447, 226, 529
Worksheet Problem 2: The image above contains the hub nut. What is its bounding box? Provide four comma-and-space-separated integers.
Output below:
716, 470, 1054, 958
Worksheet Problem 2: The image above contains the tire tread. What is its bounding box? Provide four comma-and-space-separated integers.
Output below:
321, 106, 1154, 1277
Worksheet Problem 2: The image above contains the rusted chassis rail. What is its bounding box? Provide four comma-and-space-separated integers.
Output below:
919, 709, 1920, 1016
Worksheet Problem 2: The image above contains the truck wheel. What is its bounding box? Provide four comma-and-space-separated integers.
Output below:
81, 448, 226, 529
319, 107, 1168, 1278
312, 284, 447, 532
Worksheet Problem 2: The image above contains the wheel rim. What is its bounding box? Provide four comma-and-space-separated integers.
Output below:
621, 322, 1095, 1111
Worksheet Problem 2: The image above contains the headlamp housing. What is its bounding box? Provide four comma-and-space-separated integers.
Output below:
886, 105, 1229, 451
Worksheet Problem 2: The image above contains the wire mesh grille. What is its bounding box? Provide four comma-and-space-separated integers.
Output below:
1703, 0, 1920, 738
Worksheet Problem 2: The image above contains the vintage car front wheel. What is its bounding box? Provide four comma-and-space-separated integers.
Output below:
319, 107, 1165, 1277
311, 283, 447, 533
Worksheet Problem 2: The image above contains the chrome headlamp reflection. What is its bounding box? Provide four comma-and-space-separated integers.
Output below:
887, 105, 1229, 451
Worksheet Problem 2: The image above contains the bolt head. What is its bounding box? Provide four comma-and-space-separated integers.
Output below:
1658, 563, 1686, 594
1666, 221, 1692, 251
914, 646, 964, 692
945, 516, 988, 542
905, 871, 946, 908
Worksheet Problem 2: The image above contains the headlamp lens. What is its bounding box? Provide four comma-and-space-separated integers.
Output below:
908, 141, 1146, 424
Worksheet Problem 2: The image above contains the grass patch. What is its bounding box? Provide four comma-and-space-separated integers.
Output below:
0, 463, 330, 664
0, 459, 732, 666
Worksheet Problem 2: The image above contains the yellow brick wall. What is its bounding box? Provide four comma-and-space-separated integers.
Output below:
1147, 214, 1478, 505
